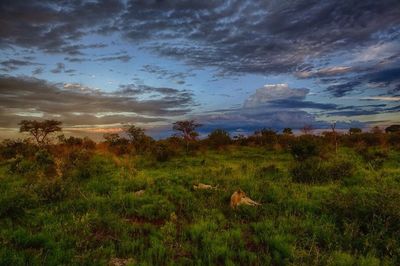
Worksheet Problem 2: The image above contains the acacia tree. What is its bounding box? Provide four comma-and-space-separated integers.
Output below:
349, 127, 362, 135
19, 119, 62, 145
172, 120, 201, 153
283, 128, 293, 135
125, 125, 153, 154
125, 125, 146, 143
385, 124, 400, 133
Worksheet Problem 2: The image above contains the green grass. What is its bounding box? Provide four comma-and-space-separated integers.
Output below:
0, 146, 399, 265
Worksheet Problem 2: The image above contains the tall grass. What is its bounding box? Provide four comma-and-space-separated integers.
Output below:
0, 146, 399, 265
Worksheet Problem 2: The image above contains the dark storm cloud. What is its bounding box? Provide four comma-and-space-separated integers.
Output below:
117, 84, 194, 103
64, 57, 89, 63
0, 75, 194, 128
0, 0, 123, 54
323, 101, 399, 117
49, 43, 108, 56
326, 81, 362, 97
121, 0, 400, 75
368, 67, 400, 84
2, 0, 399, 76
140, 64, 195, 84
50, 63, 76, 75
50, 63, 65, 74
0, 59, 43, 72
95, 55, 132, 62
32, 67, 44, 75
320, 65, 400, 97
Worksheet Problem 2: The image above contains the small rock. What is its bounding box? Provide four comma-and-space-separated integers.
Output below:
134, 189, 145, 196
193, 183, 217, 190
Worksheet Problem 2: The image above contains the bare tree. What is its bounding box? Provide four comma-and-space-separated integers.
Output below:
19, 120, 62, 146
172, 120, 201, 153
301, 124, 314, 135
331, 122, 338, 154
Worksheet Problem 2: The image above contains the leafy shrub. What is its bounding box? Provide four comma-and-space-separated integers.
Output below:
207, 129, 232, 149
291, 157, 323, 183
252, 222, 294, 265
235, 204, 259, 221
87, 177, 116, 196
8, 156, 37, 177
65, 152, 114, 180
34, 149, 56, 176
254, 164, 279, 179
361, 148, 388, 169
0, 139, 36, 160
63, 149, 93, 179
324, 159, 355, 181
10, 228, 53, 250
33, 177, 68, 202
324, 185, 400, 258
8, 149, 58, 178
290, 136, 321, 161
327, 251, 355, 266
152, 142, 176, 162
0, 247, 25, 265
387, 132, 400, 149
186, 221, 248, 265
291, 158, 354, 183
0, 190, 36, 219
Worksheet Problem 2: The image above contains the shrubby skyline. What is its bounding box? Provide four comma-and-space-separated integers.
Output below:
0, 0, 399, 139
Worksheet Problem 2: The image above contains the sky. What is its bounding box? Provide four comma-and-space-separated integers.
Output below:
0, 0, 399, 140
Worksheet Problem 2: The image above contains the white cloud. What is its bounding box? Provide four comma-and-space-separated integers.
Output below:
296, 66, 352, 78
243, 84, 309, 108
362, 96, 400, 101
351, 42, 400, 63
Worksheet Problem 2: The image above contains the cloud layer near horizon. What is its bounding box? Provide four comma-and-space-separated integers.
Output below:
0, 0, 399, 138
0, 75, 193, 128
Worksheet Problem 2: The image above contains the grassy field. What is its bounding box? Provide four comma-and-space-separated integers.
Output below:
0, 146, 399, 265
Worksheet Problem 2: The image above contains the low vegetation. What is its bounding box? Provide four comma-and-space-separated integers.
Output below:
0, 120, 399, 265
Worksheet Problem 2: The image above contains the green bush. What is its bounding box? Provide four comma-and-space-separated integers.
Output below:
8, 149, 58, 178
33, 178, 68, 202
252, 222, 294, 265
207, 129, 232, 149
327, 251, 355, 266
324, 159, 355, 181
62, 149, 93, 179
254, 164, 279, 179
361, 148, 388, 169
0, 139, 36, 160
290, 136, 321, 161
324, 185, 400, 258
152, 142, 176, 162
67, 153, 112, 180
10, 228, 53, 250
291, 157, 323, 183
291, 157, 354, 183
0, 189, 36, 219
9, 156, 37, 177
